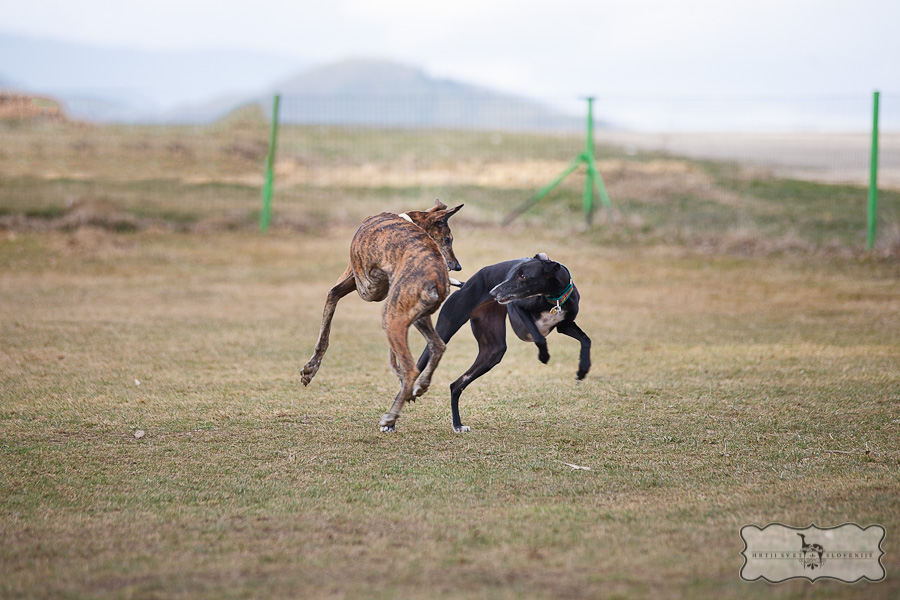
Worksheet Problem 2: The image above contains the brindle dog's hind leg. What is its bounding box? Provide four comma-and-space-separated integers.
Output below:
300, 272, 357, 386
411, 316, 445, 398
378, 310, 417, 432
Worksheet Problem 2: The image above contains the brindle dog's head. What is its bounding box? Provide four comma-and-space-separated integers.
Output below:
404, 199, 464, 271
490, 254, 569, 304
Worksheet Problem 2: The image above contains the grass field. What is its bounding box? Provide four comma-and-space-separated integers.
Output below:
1, 223, 898, 599
1, 116, 899, 598
4, 116, 900, 252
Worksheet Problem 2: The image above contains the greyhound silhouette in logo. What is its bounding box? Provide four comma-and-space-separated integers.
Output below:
798, 533, 826, 570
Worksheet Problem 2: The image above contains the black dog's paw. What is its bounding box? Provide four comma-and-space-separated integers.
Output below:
536, 342, 550, 364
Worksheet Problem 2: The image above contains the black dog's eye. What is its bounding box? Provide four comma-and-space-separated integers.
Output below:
518, 273, 527, 280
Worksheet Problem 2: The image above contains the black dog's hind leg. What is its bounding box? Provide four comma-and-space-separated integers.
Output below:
415, 288, 490, 372
411, 316, 445, 398
556, 320, 591, 380
447, 302, 507, 433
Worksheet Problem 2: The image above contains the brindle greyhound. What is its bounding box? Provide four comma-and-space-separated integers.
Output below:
417, 254, 591, 432
300, 199, 464, 432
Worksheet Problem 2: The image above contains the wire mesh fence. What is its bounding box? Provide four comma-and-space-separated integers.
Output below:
270, 94, 900, 249
1, 93, 898, 250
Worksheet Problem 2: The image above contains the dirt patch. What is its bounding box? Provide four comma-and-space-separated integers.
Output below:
0, 197, 321, 237
0, 198, 139, 233
602, 159, 742, 205
596, 131, 900, 190
0, 92, 67, 121
683, 229, 900, 259
51, 226, 138, 256
270, 157, 739, 203
59, 198, 141, 231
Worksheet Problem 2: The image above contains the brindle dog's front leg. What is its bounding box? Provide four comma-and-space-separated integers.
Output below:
300, 274, 357, 386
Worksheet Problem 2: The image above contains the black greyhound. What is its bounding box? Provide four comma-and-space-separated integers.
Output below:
416, 254, 591, 432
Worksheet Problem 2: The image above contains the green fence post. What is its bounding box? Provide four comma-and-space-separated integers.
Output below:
583, 97, 596, 225
582, 96, 612, 225
503, 97, 611, 226
260, 94, 280, 233
867, 91, 880, 251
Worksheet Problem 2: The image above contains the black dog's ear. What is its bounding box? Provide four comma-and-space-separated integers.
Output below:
554, 262, 572, 280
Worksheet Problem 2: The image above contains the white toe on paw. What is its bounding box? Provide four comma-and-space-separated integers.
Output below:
453, 425, 471, 433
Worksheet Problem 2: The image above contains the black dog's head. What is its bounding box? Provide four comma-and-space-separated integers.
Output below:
490, 254, 571, 305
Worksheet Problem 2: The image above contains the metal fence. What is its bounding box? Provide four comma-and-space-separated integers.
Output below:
267, 94, 899, 249
1, 93, 898, 251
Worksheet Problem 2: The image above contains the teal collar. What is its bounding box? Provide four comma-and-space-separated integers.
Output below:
544, 266, 574, 313
545, 280, 573, 304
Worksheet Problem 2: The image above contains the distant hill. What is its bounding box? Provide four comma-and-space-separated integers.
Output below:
266, 59, 585, 131
275, 59, 474, 95
0, 33, 590, 130
0, 31, 301, 120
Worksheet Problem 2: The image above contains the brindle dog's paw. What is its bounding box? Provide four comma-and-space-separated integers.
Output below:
300, 361, 319, 386
379, 413, 398, 432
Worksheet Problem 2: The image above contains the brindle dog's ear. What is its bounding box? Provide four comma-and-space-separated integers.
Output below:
442, 204, 463, 221
426, 199, 448, 212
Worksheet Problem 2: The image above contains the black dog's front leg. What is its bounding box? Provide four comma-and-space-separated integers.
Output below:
556, 320, 591, 380
507, 303, 550, 364
535, 341, 550, 364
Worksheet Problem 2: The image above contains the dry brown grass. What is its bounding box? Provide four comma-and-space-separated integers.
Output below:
1, 224, 898, 599
4, 118, 899, 257
2, 116, 899, 598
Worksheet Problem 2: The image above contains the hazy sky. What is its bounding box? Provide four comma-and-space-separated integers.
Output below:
3, 0, 897, 102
